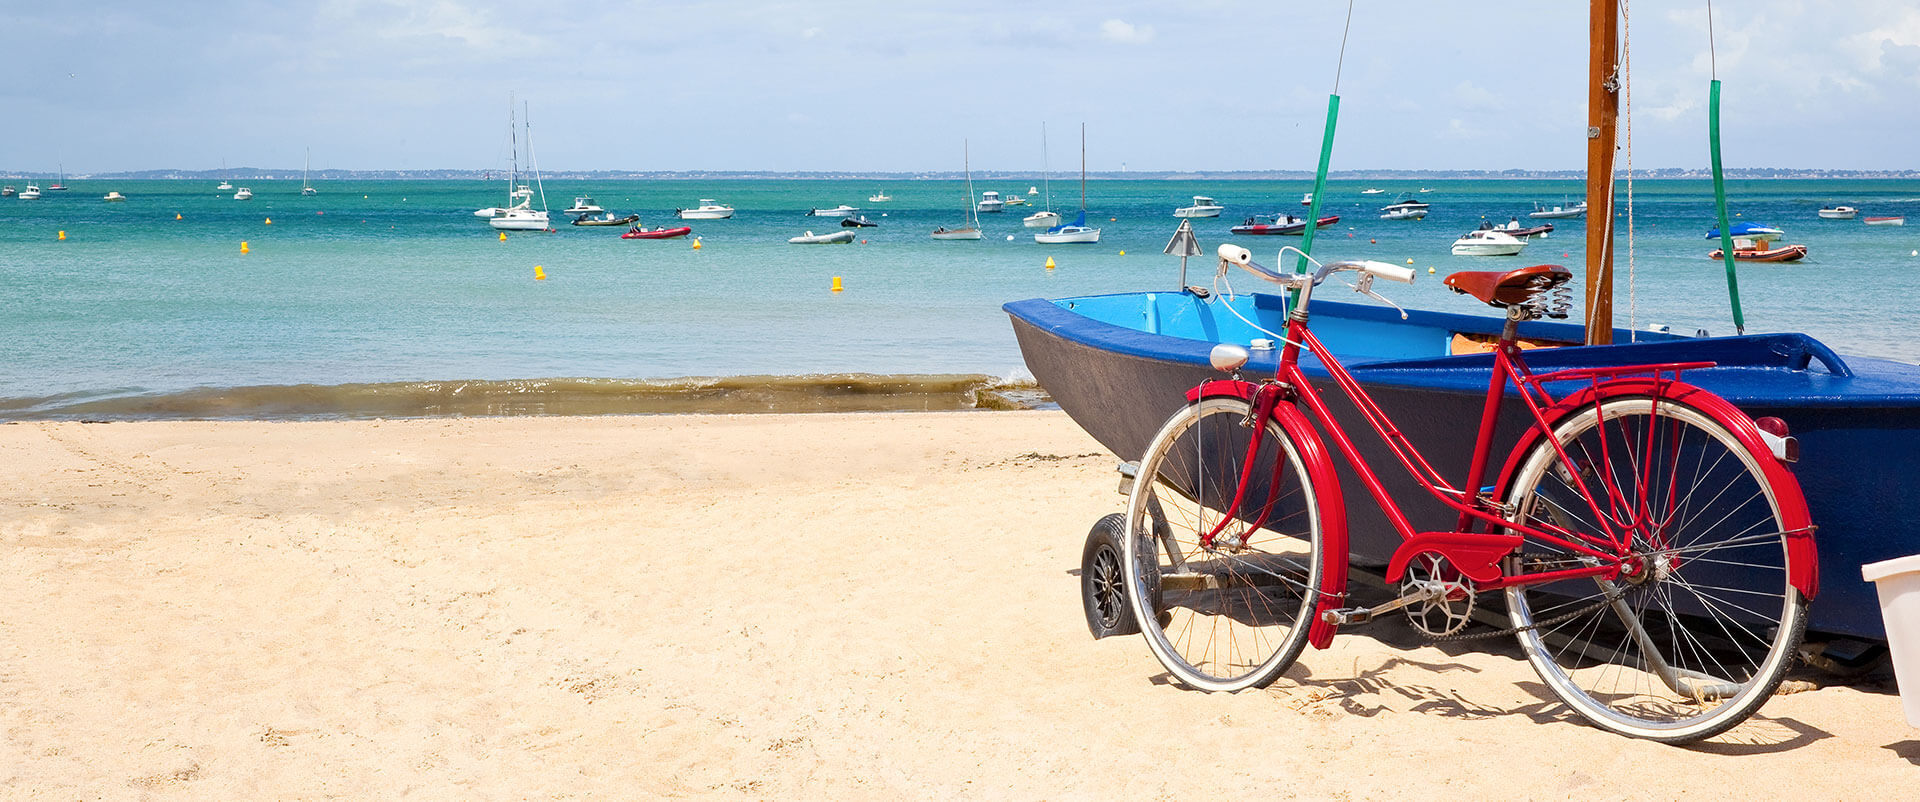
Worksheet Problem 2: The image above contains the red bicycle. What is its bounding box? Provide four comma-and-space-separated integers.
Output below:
1114, 245, 1818, 743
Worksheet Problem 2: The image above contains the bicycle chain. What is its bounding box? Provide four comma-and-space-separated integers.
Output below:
1421, 555, 1629, 643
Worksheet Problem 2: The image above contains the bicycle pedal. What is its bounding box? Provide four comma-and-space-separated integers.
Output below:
1321, 607, 1374, 626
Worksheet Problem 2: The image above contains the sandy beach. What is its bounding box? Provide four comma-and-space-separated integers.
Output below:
2, 411, 1914, 798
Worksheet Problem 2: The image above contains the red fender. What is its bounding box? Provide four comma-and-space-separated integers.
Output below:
1186, 380, 1350, 648
1490, 379, 1818, 599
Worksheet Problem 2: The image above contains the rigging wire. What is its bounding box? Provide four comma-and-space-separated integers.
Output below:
1624, 0, 1636, 340
1707, 0, 1719, 79
1333, 0, 1357, 94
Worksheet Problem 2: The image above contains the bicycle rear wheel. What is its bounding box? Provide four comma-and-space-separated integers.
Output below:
1503, 395, 1807, 742
1123, 396, 1324, 692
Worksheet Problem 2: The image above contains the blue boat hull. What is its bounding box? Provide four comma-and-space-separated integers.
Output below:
1005, 290, 1920, 640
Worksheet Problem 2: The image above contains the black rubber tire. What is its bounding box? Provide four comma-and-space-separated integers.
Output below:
1081, 513, 1141, 638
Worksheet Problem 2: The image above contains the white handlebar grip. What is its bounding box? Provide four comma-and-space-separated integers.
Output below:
1362, 261, 1417, 284
1217, 243, 1253, 266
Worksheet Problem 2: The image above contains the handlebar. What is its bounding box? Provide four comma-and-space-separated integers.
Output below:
1215, 244, 1416, 287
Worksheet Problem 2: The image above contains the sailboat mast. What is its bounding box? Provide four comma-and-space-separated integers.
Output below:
1583, 0, 1621, 345
1078, 123, 1087, 211
526, 101, 547, 212
1041, 122, 1052, 212
507, 93, 518, 203
964, 139, 978, 228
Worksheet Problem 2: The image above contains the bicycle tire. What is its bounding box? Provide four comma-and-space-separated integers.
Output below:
1123, 396, 1325, 692
1503, 393, 1808, 742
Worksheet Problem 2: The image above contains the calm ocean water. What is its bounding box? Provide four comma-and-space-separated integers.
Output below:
2, 177, 1916, 418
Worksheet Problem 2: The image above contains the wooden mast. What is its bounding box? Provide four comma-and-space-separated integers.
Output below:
1583, 0, 1621, 345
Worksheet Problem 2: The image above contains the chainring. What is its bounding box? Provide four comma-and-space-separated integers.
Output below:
1402, 553, 1476, 638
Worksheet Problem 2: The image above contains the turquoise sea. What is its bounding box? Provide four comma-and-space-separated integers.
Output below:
2, 177, 1916, 418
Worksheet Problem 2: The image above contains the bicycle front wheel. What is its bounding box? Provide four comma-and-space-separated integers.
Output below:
1123, 396, 1325, 692
1503, 395, 1808, 742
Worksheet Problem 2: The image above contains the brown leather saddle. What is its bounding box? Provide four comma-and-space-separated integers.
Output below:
1442, 264, 1573, 310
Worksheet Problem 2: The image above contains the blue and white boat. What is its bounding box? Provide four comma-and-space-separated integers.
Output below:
1004, 287, 1920, 641
1705, 222, 1785, 241
1034, 210, 1101, 244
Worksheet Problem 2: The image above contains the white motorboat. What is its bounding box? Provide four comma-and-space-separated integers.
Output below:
807, 204, 860, 218
217, 180, 233, 191
19, 184, 42, 200
1173, 195, 1224, 218
934, 139, 984, 240
788, 229, 855, 244
676, 200, 735, 219
1, 186, 14, 197
1380, 207, 1427, 220
976, 191, 1005, 213
1023, 210, 1061, 229
1528, 199, 1588, 219
1864, 216, 1905, 226
1361, 188, 1386, 195
1418, 187, 1433, 193
485, 95, 552, 231
1002, 194, 1028, 206
1450, 228, 1528, 256
868, 190, 891, 202
564, 196, 604, 215
103, 191, 126, 202
1818, 205, 1857, 220
233, 187, 254, 200
1035, 125, 1101, 244
1300, 192, 1314, 206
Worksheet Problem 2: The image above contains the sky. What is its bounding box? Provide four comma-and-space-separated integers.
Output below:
4, 0, 1919, 174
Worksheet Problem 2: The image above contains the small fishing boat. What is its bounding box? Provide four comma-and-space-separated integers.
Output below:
18, 185, 40, 200
1480, 219, 1554, 238
840, 215, 878, 228
233, 187, 254, 200
1379, 206, 1428, 221
102, 191, 126, 202
676, 200, 735, 220
1173, 195, 1225, 218
2, 186, 15, 197
868, 190, 891, 202
1230, 213, 1339, 235
1817, 205, 1856, 220
1528, 199, 1588, 219
217, 180, 234, 191
1361, 187, 1386, 195
1300, 192, 1314, 206
1003, 194, 1028, 207
563, 196, 605, 215
1450, 228, 1527, 256
620, 225, 692, 240
977, 191, 1006, 213
1709, 242, 1808, 262
1864, 216, 1905, 226
572, 213, 639, 227
807, 205, 860, 218
1704, 221, 1784, 240
788, 229, 856, 244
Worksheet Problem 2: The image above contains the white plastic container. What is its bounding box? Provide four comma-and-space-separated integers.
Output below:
1862, 553, 1920, 727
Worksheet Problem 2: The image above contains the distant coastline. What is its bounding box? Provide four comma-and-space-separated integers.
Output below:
7, 168, 1919, 181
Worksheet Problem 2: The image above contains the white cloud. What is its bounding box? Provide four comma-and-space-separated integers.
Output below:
1099, 19, 1154, 44
801, 26, 824, 39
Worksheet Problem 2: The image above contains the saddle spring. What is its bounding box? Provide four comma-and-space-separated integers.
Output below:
1524, 280, 1574, 320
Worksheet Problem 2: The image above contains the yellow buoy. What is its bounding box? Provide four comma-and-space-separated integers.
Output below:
692, 237, 703, 250
534, 265, 546, 281
1428, 267, 1436, 274
1405, 258, 1414, 264
241, 241, 250, 254
174, 213, 182, 220
831, 276, 843, 292
58, 230, 66, 241
1118, 250, 1126, 255
1045, 256, 1056, 270
499, 231, 507, 242
264, 217, 272, 225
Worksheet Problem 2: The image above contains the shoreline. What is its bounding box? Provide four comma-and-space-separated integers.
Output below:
0, 373, 1048, 421
2, 411, 1911, 796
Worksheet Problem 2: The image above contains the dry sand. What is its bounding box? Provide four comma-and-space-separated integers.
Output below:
1, 411, 1914, 799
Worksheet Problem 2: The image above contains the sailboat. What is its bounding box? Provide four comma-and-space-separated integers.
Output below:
301, 149, 318, 196
1033, 124, 1099, 244
217, 159, 233, 191
931, 140, 983, 240
47, 164, 67, 191
1003, 1, 1920, 644
490, 99, 551, 231
1023, 122, 1062, 229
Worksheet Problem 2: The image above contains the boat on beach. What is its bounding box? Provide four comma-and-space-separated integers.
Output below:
676, 200, 735, 220
1709, 242, 1808, 262
620, 225, 692, 240
1817, 205, 1856, 220
1864, 216, 1904, 226
1231, 214, 1339, 235
788, 230, 856, 244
